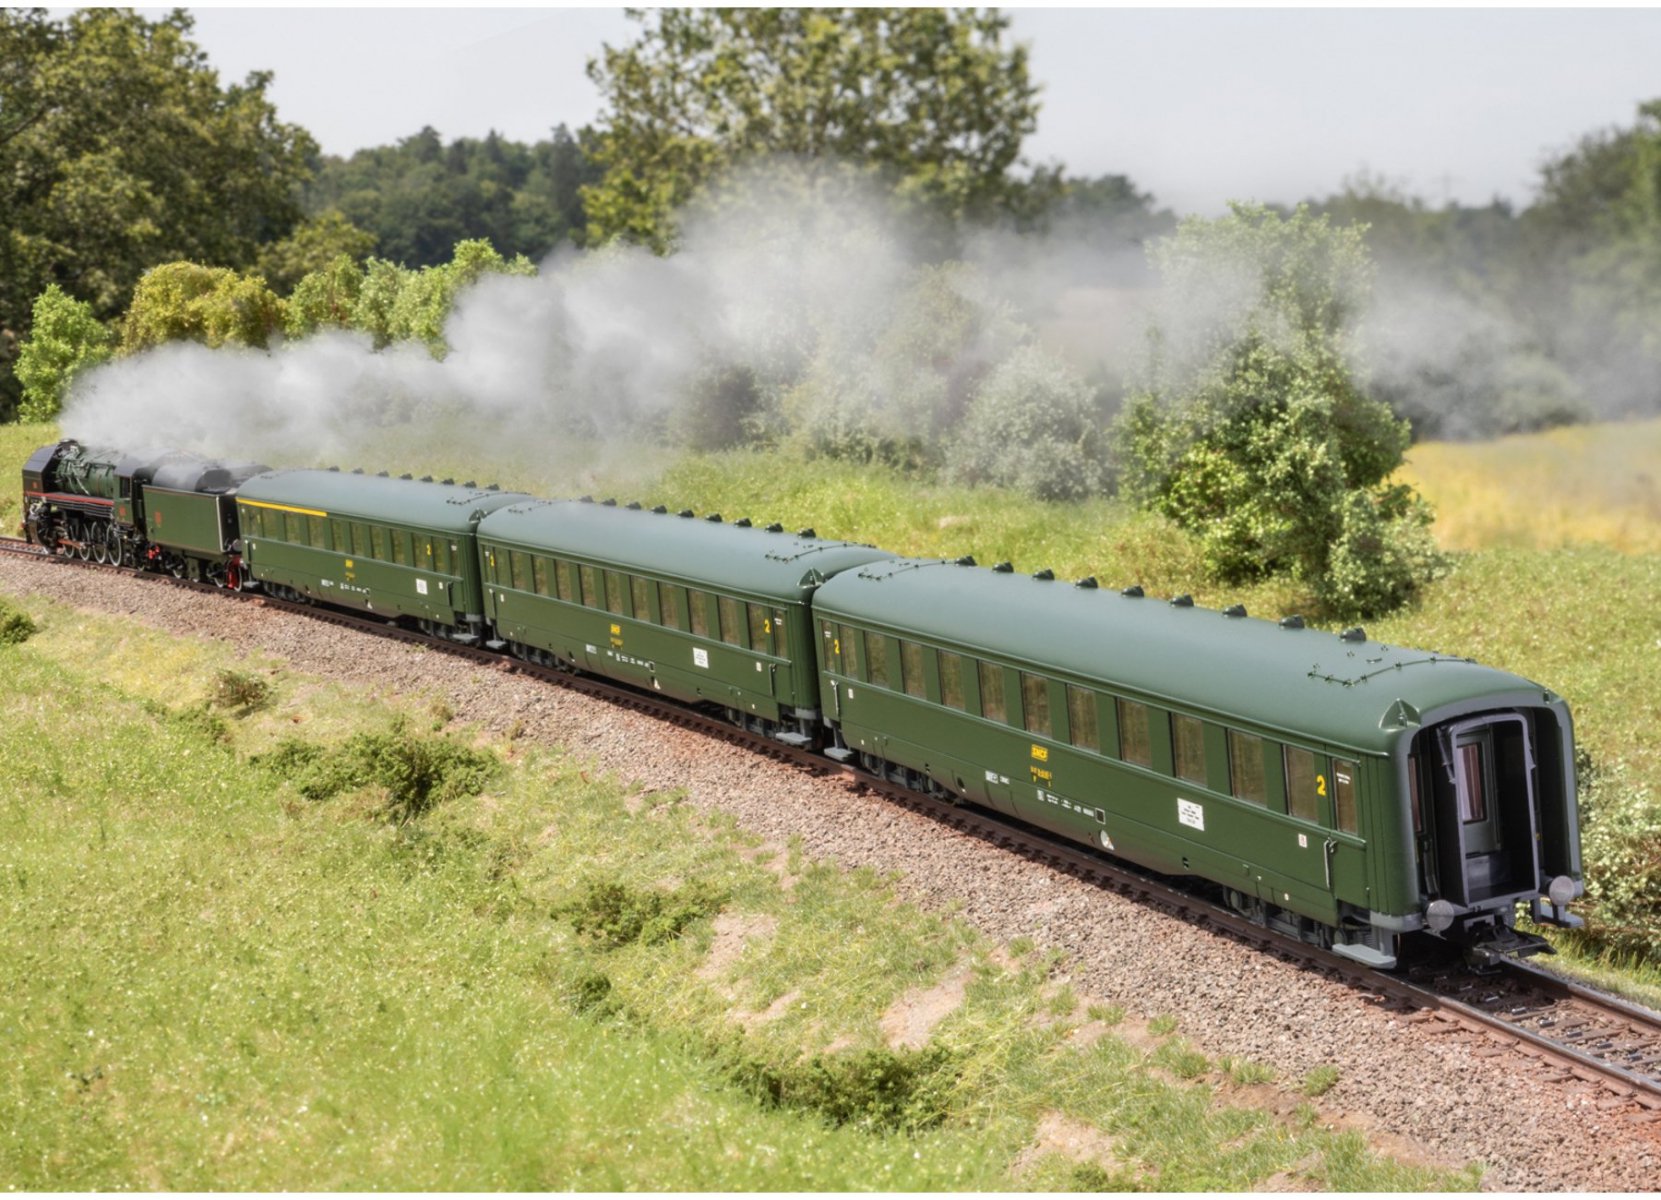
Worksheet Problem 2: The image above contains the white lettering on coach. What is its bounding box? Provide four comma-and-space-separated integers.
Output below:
1177, 798, 1205, 832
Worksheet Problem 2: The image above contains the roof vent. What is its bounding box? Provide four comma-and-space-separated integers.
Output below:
579, 495, 594, 503
1170, 594, 1194, 607
992, 561, 1014, 573
1033, 568, 1055, 581
679, 509, 695, 518
328, 465, 340, 472
1279, 615, 1306, 630
798, 527, 815, 538
766, 522, 784, 533
376, 470, 390, 478
442, 478, 455, 486
1121, 585, 1144, 598
1224, 604, 1247, 618
626, 501, 642, 510
652, 504, 668, 514
955, 555, 976, 567
463, 480, 476, 488
735, 517, 752, 527
487, 483, 500, 491
706, 513, 723, 522
1340, 626, 1367, 643
601, 497, 617, 507
352, 468, 364, 475
1075, 576, 1098, 589
420, 475, 433, 483
399, 473, 412, 480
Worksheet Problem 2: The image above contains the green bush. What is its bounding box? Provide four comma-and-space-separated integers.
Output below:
1574, 756, 1661, 960
210, 668, 272, 714
723, 1042, 961, 1134
14, 285, 114, 422
557, 877, 724, 948
254, 720, 499, 822
0, 600, 37, 646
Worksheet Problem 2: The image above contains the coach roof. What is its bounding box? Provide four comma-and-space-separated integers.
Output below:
478, 499, 895, 599
238, 469, 529, 532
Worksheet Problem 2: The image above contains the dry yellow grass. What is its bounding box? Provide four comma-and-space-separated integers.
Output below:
1397, 417, 1661, 553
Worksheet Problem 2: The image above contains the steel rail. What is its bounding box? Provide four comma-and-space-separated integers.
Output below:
4, 536, 1659, 1113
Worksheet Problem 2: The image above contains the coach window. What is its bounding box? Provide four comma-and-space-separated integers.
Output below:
838, 623, 861, 679
555, 560, 575, 602
718, 596, 745, 646
900, 641, 925, 699
312, 517, 331, 550
530, 556, 549, 596
392, 532, 410, 566
371, 526, 389, 561
1118, 699, 1153, 768
938, 650, 965, 710
1172, 713, 1207, 785
434, 539, 451, 574
660, 585, 684, 630
1283, 746, 1321, 823
1067, 686, 1099, 753
579, 564, 600, 608
330, 519, 351, 553
633, 576, 653, 622
688, 590, 711, 637
865, 631, 890, 687
418, 539, 435, 571
1332, 759, 1359, 834
748, 604, 773, 655
510, 551, 530, 592
1229, 730, 1269, 806
977, 661, 1006, 723
353, 523, 371, 558
605, 571, 627, 616
1021, 672, 1051, 738
821, 622, 840, 672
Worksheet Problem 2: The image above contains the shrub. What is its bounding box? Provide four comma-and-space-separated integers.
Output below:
121, 262, 286, 353
15, 285, 114, 422
0, 600, 38, 646
210, 668, 272, 714
557, 877, 724, 948
723, 1042, 960, 1133
944, 343, 1111, 501
1574, 757, 1661, 960
253, 720, 499, 822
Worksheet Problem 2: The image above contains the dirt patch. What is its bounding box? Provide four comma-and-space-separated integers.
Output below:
697, 912, 778, 985
880, 961, 972, 1049
1011, 1110, 1133, 1180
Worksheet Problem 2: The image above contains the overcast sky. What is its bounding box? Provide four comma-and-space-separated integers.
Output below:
160, 5, 1661, 216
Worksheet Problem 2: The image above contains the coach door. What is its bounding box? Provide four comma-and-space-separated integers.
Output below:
1427, 716, 1539, 905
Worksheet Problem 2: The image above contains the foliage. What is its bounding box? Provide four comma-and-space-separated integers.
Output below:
255, 720, 499, 823
945, 343, 1111, 501
284, 254, 368, 339
209, 668, 272, 714
1301, 1065, 1341, 1097
0, 597, 37, 645
583, 8, 1057, 250
556, 878, 725, 948
722, 1041, 961, 1133
121, 262, 286, 353
1116, 203, 1447, 617
14, 285, 114, 422
306, 125, 601, 268
0, 8, 314, 415
1574, 756, 1661, 960
345, 240, 536, 356
255, 210, 377, 294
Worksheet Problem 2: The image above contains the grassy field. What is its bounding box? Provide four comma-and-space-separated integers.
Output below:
0, 593, 1463, 1190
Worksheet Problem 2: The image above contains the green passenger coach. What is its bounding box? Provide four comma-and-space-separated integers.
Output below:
475, 499, 893, 743
237, 470, 528, 643
810, 558, 1583, 968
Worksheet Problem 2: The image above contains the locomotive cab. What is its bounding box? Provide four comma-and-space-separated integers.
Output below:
1405, 705, 1582, 962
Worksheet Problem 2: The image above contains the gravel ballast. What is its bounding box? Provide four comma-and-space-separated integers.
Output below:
4, 554, 1658, 1190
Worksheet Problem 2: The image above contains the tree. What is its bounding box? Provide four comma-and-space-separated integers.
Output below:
122, 263, 286, 354
285, 254, 367, 340
256, 210, 377, 294
1115, 204, 1445, 617
582, 8, 1057, 250
14, 285, 114, 422
0, 8, 315, 414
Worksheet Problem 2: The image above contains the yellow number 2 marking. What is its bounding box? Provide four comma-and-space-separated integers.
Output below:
1316, 774, 1328, 798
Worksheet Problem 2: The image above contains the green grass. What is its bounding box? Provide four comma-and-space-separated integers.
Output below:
0, 590, 1473, 1190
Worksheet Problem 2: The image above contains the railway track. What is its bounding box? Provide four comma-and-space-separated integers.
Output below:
5, 534, 1660, 1117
